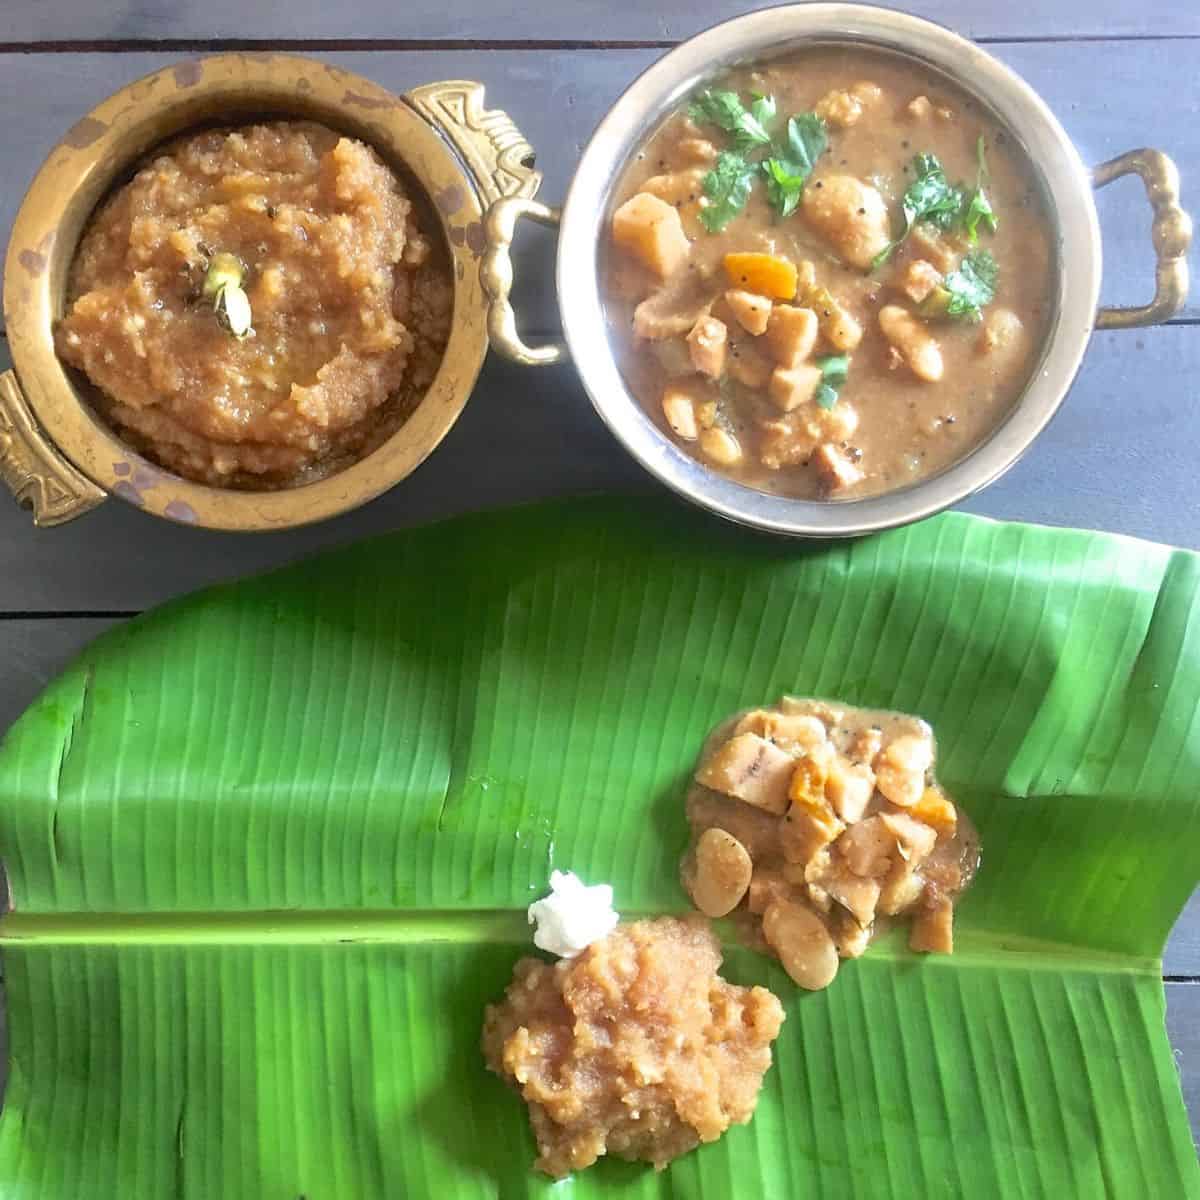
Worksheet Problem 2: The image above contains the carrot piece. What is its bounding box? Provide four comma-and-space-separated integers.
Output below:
722, 252, 798, 301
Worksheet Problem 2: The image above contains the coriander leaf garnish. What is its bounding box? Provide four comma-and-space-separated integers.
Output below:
814, 353, 850, 409
699, 151, 758, 232
762, 158, 808, 218
688, 87, 830, 226
963, 136, 999, 243
783, 113, 828, 177
872, 153, 965, 268
689, 89, 748, 130
903, 153, 965, 231
689, 88, 774, 152
962, 190, 996, 243
761, 113, 829, 217
875, 144, 1001, 266
935, 249, 998, 322
750, 92, 777, 130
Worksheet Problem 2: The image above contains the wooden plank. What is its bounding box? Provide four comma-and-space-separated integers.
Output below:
0, 318, 1197, 614
1165, 982, 1200, 1147
0, 0, 1197, 45
0, 43, 1195, 332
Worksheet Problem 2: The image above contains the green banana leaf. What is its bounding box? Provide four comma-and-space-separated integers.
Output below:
0, 497, 1196, 1198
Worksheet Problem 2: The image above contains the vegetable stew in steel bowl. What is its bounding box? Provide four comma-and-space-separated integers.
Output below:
481, 4, 1192, 538
603, 48, 1052, 500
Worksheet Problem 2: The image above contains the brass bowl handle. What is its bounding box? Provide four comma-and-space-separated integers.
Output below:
481, 197, 567, 366
405, 80, 542, 209
0, 369, 105, 526
1093, 149, 1192, 329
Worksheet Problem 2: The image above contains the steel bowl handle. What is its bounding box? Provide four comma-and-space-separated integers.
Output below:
0, 369, 105, 526
1093, 149, 1192, 329
480, 197, 567, 366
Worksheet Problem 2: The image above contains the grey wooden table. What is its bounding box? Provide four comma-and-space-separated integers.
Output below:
0, 0, 1196, 1154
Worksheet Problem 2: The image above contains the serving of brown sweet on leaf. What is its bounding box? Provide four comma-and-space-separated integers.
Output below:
681, 697, 980, 989
482, 916, 784, 1178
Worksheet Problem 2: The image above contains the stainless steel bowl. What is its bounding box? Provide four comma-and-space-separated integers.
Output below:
481, 3, 1192, 537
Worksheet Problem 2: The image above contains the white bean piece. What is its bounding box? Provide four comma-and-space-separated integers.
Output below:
661, 385, 699, 441
689, 828, 753, 917
699, 427, 743, 466
875, 761, 925, 808
883, 733, 934, 773
762, 899, 840, 990
978, 307, 1026, 360
812, 443, 864, 492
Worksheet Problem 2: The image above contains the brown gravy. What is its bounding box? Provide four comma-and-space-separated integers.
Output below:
603, 47, 1054, 499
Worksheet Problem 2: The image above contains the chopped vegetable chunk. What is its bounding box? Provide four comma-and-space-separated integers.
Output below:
900, 259, 944, 304
696, 730, 795, 814
725, 288, 773, 334
768, 364, 822, 413
910, 896, 955, 953
878, 305, 944, 382
812, 443, 864, 492
687, 315, 728, 377
727, 343, 773, 388
912, 787, 958, 835
612, 192, 691, 279
801, 285, 863, 351
765, 304, 819, 367
802, 174, 891, 269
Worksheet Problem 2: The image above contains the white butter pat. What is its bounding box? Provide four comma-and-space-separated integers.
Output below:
527, 870, 620, 958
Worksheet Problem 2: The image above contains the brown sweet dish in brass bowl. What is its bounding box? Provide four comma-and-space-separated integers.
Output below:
57, 120, 453, 491
1, 54, 541, 529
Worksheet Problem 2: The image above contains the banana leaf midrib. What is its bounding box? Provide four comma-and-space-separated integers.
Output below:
0, 908, 1167, 974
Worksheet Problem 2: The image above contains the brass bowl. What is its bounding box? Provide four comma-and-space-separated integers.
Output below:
0, 54, 541, 529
